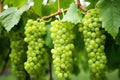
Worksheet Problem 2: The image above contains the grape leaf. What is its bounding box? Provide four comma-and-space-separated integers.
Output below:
62, 3, 82, 24
56, 0, 73, 9
3, 0, 27, 8
97, 0, 120, 39
42, 1, 58, 16
32, 0, 43, 17
105, 33, 120, 69
45, 25, 53, 48
32, 0, 43, 16
0, 3, 32, 32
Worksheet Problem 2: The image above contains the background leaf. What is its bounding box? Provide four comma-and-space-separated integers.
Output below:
97, 0, 120, 39
0, 3, 32, 32
85, 0, 98, 9
62, 3, 82, 24
3, 0, 27, 8
105, 33, 120, 69
45, 24, 53, 48
32, 0, 43, 17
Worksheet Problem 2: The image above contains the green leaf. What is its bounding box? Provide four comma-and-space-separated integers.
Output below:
3, 0, 27, 8
97, 0, 120, 39
45, 25, 53, 48
62, 3, 82, 24
85, 0, 99, 9
56, 0, 73, 9
32, 0, 43, 17
0, 3, 31, 32
105, 33, 120, 69
73, 25, 85, 53
42, 2, 58, 16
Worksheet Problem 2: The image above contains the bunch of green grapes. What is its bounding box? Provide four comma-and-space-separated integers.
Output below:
51, 20, 75, 78
9, 31, 27, 80
79, 9, 107, 80
24, 19, 47, 78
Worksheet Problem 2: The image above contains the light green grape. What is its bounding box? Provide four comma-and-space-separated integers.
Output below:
79, 9, 107, 80
51, 20, 75, 78
9, 31, 27, 80
24, 19, 47, 79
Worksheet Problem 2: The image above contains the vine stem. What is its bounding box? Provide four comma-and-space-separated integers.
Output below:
58, 0, 61, 12
42, 9, 68, 20
49, 59, 53, 80
0, 0, 3, 13
42, 0, 87, 20
77, 0, 87, 12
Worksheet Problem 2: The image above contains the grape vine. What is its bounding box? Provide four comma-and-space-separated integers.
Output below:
50, 20, 75, 78
79, 8, 107, 80
1, 0, 120, 80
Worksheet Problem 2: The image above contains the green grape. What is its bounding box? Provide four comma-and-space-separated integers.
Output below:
9, 31, 27, 80
79, 9, 107, 80
24, 19, 47, 79
51, 20, 75, 78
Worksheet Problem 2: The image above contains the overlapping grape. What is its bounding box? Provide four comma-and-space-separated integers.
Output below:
79, 9, 107, 80
50, 20, 75, 78
9, 31, 27, 80
24, 19, 47, 78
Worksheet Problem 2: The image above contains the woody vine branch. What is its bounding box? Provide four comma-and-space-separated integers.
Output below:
42, 0, 87, 20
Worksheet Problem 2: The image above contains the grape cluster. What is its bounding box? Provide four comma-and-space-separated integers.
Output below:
9, 31, 27, 80
79, 9, 107, 80
24, 19, 47, 76
51, 20, 75, 78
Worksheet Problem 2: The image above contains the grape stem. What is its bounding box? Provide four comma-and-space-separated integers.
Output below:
0, 0, 3, 13
49, 50, 53, 80
77, 0, 87, 12
49, 59, 53, 80
58, 0, 61, 12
